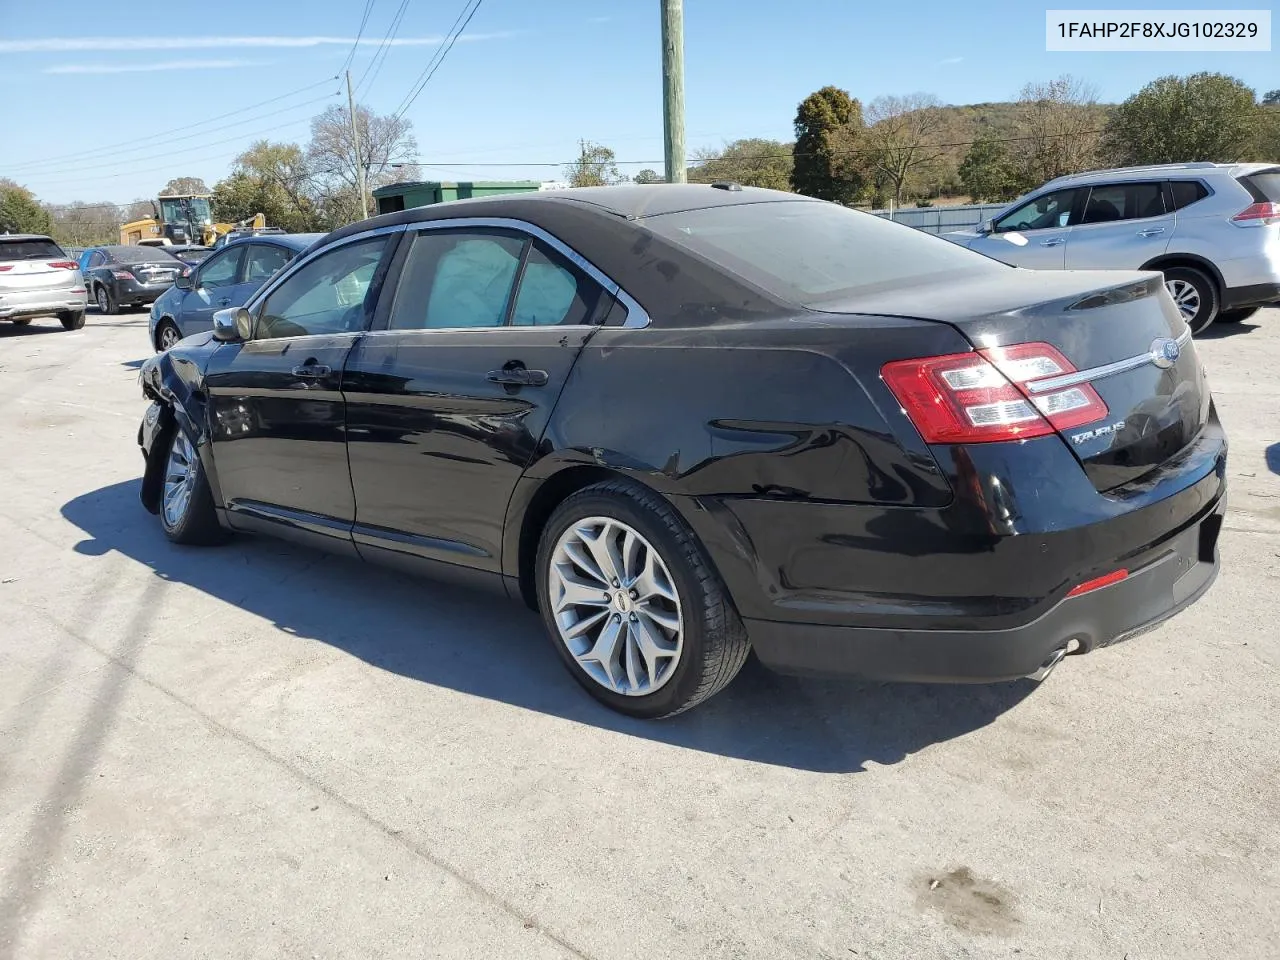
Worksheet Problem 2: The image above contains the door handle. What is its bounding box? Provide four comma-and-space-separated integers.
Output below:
1138, 227, 1166, 237
487, 364, 549, 387
1040, 237, 1066, 247
292, 363, 332, 379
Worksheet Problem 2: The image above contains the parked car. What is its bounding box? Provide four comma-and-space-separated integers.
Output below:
166, 244, 213, 266
0, 234, 87, 330
211, 226, 287, 250
135, 185, 1226, 718
148, 233, 320, 351
80, 245, 185, 315
944, 162, 1280, 334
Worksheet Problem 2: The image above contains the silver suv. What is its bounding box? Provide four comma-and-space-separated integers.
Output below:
945, 162, 1280, 335
0, 234, 88, 330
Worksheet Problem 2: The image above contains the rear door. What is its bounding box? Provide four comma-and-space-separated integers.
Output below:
1065, 181, 1173, 270
203, 233, 396, 551
342, 225, 605, 575
967, 187, 1083, 269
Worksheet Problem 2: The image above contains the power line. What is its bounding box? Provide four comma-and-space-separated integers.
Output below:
339, 0, 378, 76
3, 78, 338, 173
392, 0, 484, 121
356, 0, 411, 97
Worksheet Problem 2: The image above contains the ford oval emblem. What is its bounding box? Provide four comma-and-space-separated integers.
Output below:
1150, 337, 1181, 369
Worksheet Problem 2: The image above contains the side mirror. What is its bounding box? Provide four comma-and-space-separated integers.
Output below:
175, 271, 193, 291
212, 306, 252, 342
979, 219, 995, 235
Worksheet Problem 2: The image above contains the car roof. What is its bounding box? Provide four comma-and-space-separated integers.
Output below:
0, 234, 56, 242
1042, 161, 1274, 190
221, 232, 324, 251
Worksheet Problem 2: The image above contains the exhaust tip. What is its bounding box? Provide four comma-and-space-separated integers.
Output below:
1026, 646, 1068, 682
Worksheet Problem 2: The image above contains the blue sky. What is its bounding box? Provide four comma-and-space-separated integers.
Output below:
1, 0, 1275, 204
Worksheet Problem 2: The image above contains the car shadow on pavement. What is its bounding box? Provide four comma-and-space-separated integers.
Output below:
0, 323, 67, 339
61, 480, 1036, 774
1196, 320, 1261, 340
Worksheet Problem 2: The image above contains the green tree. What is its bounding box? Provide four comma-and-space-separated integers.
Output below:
791, 86, 865, 203
958, 133, 1021, 202
1262, 89, 1280, 106
1101, 73, 1260, 165
688, 138, 793, 191
161, 177, 211, 196
564, 141, 623, 187
0, 179, 53, 234
212, 140, 322, 232
633, 168, 664, 184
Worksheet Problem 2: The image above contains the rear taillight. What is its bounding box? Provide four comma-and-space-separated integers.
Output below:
47, 260, 77, 269
0, 265, 11, 272
1232, 201, 1280, 226
111, 269, 133, 280
881, 342, 1108, 444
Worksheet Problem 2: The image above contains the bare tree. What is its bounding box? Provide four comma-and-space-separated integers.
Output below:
864, 94, 949, 204
160, 176, 211, 196
307, 103, 418, 219
1013, 75, 1103, 186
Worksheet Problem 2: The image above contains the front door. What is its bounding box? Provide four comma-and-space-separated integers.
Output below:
967, 187, 1084, 270
342, 227, 606, 578
177, 244, 244, 337
203, 233, 396, 551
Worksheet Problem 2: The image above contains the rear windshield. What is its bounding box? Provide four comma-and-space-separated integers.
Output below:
1239, 168, 1280, 203
106, 246, 181, 264
642, 200, 1006, 306
0, 238, 65, 261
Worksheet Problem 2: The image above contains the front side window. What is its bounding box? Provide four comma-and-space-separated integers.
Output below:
389, 231, 524, 330
198, 248, 243, 289
244, 243, 292, 283
257, 236, 389, 339
1080, 182, 1165, 224
994, 189, 1081, 233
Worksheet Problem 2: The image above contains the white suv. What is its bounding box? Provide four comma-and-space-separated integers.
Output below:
0, 234, 88, 330
945, 162, 1280, 335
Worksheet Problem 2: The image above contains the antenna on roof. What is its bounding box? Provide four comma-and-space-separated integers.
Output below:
710, 181, 743, 192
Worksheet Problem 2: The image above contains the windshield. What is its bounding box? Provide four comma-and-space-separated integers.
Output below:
643, 200, 1006, 307
159, 197, 213, 225
0, 238, 65, 261
106, 246, 181, 264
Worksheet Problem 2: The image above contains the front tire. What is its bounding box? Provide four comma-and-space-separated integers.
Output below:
156, 320, 181, 351
159, 428, 226, 545
1215, 306, 1259, 325
535, 479, 750, 718
1162, 266, 1218, 335
59, 310, 85, 330
95, 284, 119, 316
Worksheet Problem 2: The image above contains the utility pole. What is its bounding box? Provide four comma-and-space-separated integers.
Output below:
346, 70, 369, 220
660, 0, 686, 183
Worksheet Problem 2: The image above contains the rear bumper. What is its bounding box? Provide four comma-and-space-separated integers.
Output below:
0, 288, 88, 318
746, 503, 1222, 681
113, 278, 170, 305
1222, 282, 1280, 310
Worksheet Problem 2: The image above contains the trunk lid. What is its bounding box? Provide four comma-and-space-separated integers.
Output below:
818, 268, 1210, 492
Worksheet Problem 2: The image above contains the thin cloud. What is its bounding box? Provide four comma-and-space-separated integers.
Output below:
43, 59, 262, 74
1, 33, 514, 53
938, 56, 965, 65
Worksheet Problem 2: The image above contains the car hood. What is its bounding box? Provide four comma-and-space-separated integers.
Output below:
940, 229, 980, 245
140, 329, 218, 394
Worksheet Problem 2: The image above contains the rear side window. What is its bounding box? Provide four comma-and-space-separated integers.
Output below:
644, 200, 1005, 307
1081, 182, 1165, 223
0, 238, 64, 261
1238, 168, 1280, 202
510, 242, 603, 327
1169, 180, 1210, 210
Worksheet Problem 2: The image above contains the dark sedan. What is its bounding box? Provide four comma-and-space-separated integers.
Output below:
135, 185, 1226, 718
80, 245, 185, 314
166, 244, 213, 266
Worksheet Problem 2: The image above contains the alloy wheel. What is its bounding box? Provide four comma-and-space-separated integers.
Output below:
159, 324, 180, 350
96, 287, 109, 313
1165, 278, 1200, 322
162, 431, 196, 528
547, 516, 684, 696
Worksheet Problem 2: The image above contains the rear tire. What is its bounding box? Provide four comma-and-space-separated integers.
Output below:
1162, 266, 1218, 335
59, 310, 85, 331
1215, 306, 1259, 325
96, 285, 119, 316
159, 427, 226, 546
535, 478, 750, 719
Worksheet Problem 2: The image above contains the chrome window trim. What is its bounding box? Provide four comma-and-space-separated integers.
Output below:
1025, 325, 1192, 395
244, 223, 408, 315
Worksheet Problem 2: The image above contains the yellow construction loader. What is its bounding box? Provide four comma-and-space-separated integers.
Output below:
119, 194, 265, 247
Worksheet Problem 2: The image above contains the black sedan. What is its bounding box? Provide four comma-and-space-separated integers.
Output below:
80, 245, 186, 314
135, 185, 1226, 718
